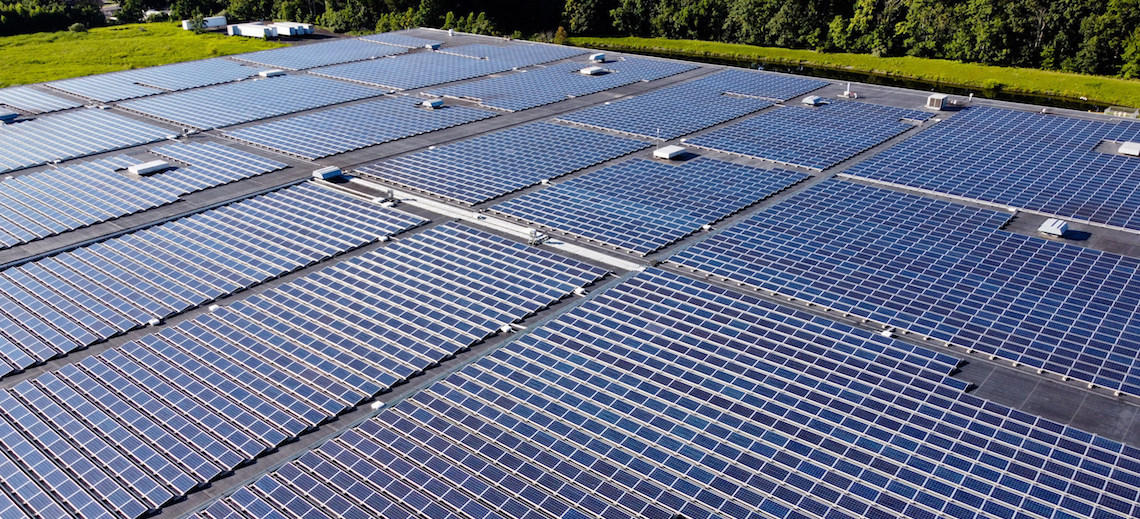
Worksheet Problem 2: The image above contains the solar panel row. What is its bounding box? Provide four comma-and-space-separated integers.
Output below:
144, 141, 288, 193
0, 86, 83, 114
670, 179, 1140, 397
0, 223, 604, 519
0, 182, 423, 380
194, 269, 1140, 519
228, 38, 408, 71
843, 106, 1140, 230
117, 75, 383, 130
687, 101, 931, 170
358, 33, 443, 48
491, 157, 808, 255
46, 58, 265, 103
309, 52, 512, 91
433, 43, 585, 68
223, 96, 497, 160
0, 109, 175, 174
355, 122, 650, 205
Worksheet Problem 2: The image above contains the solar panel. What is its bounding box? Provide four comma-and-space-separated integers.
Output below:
309, 52, 504, 91
434, 42, 585, 67
145, 141, 288, 192
117, 75, 383, 130
491, 157, 808, 255
670, 179, 1140, 397
229, 38, 408, 70
46, 58, 265, 102
195, 268, 1140, 519
0, 108, 176, 174
844, 106, 1140, 230
358, 33, 443, 48
603, 56, 700, 81
356, 122, 650, 204
223, 96, 496, 160
0, 223, 605, 518
687, 100, 931, 170
0, 86, 83, 113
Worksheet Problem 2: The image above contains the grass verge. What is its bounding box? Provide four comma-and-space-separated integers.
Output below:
567, 36, 1140, 108
0, 23, 285, 87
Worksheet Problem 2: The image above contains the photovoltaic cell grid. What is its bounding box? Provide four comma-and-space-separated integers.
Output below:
228, 38, 408, 70
556, 69, 827, 140
687, 101, 932, 170
434, 42, 585, 68
0, 109, 176, 174
0, 223, 605, 519
117, 75, 383, 130
0, 86, 82, 114
193, 269, 1140, 519
309, 52, 506, 91
357, 32, 443, 48
426, 58, 696, 112
0, 182, 424, 381
355, 122, 650, 204
844, 106, 1140, 230
670, 179, 1140, 396
144, 141, 288, 193
492, 157, 808, 255
46, 58, 265, 103
223, 96, 496, 160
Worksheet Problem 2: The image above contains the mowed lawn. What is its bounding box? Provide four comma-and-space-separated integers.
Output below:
0, 23, 285, 87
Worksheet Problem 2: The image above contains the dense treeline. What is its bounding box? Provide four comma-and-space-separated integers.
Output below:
0, 0, 103, 35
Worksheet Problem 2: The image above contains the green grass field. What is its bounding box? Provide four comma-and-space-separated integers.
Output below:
568, 36, 1140, 108
0, 23, 285, 88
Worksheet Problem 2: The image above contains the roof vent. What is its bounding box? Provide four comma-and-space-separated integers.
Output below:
1038, 218, 1068, 237
1120, 141, 1140, 157
579, 66, 606, 76
802, 95, 828, 106
421, 98, 444, 109
312, 166, 342, 180
589, 53, 606, 63
128, 160, 169, 176
259, 69, 286, 78
653, 145, 686, 160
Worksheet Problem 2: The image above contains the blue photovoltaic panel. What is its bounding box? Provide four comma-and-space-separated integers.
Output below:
435, 42, 585, 67
602, 55, 699, 81
0, 86, 82, 113
309, 51, 502, 91
555, 69, 825, 140
0, 109, 175, 174
47, 58, 264, 102
492, 157, 808, 255
845, 106, 1140, 230
358, 32, 443, 48
687, 100, 932, 170
229, 38, 408, 70
671, 179, 1140, 397
224, 97, 496, 160
0, 223, 605, 519
0, 182, 424, 381
118, 75, 383, 129
194, 269, 1140, 519
356, 122, 650, 204
144, 141, 288, 192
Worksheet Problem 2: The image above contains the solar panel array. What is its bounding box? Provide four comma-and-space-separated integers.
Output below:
355, 122, 650, 204
228, 38, 408, 70
117, 75, 383, 130
843, 106, 1140, 230
0, 109, 175, 174
0, 223, 605, 519
492, 157, 808, 255
309, 52, 507, 91
196, 268, 1140, 519
671, 179, 1140, 396
0, 183, 424, 380
144, 141, 288, 192
556, 69, 827, 140
434, 43, 585, 67
358, 33, 443, 48
687, 101, 931, 170
224, 97, 496, 160
0, 86, 82, 114
46, 58, 264, 102
426, 58, 696, 112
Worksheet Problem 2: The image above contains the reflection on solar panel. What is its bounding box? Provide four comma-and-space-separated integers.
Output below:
426, 58, 696, 112
844, 106, 1140, 230
46, 58, 264, 102
687, 101, 931, 170
0, 182, 423, 380
197, 268, 1140, 519
670, 179, 1140, 396
358, 32, 443, 48
492, 157, 808, 255
356, 122, 649, 204
0, 86, 82, 113
0, 109, 175, 174
0, 223, 604, 519
435, 42, 585, 67
224, 97, 496, 160
229, 38, 408, 70
117, 75, 383, 130
556, 69, 826, 140
309, 52, 502, 91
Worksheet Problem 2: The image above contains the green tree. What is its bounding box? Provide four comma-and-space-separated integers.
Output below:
441, 9, 454, 28
564, 0, 616, 34
610, 0, 653, 36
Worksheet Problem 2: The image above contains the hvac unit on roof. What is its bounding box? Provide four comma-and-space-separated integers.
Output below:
1120, 141, 1140, 157
653, 145, 686, 160
1038, 218, 1068, 237
579, 66, 606, 76
312, 166, 342, 180
259, 69, 286, 78
127, 160, 169, 176
589, 53, 605, 63
421, 98, 444, 109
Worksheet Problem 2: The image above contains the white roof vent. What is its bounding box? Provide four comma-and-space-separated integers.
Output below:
128, 160, 169, 176
1038, 218, 1068, 237
589, 53, 605, 63
579, 66, 606, 76
653, 145, 686, 160
259, 69, 286, 78
802, 95, 827, 106
1120, 141, 1140, 157
421, 98, 444, 109
312, 166, 342, 180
